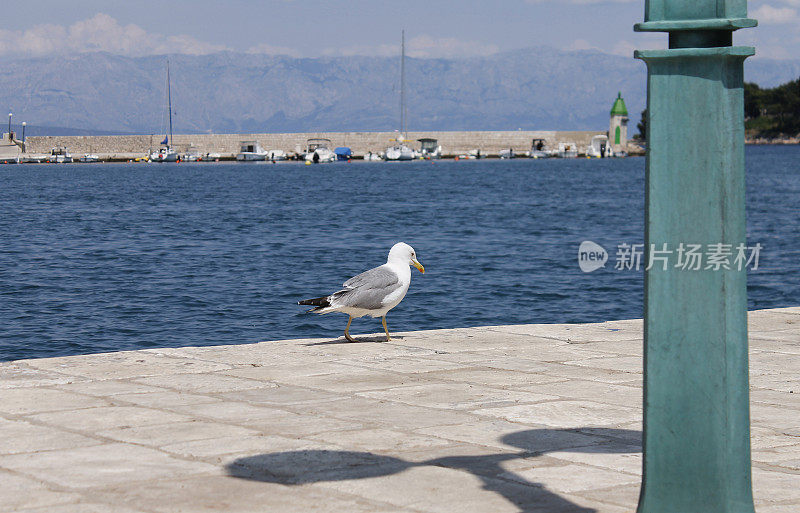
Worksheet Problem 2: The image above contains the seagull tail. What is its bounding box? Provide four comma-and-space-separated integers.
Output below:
298, 296, 331, 313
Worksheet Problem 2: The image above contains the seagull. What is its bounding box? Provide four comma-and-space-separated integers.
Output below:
298, 242, 425, 342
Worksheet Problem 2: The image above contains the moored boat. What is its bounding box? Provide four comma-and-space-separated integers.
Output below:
384, 142, 414, 161
267, 149, 287, 161
22, 154, 48, 163
529, 138, 552, 159
586, 135, 612, 158
557, 142, 579, 158
418, 138, 442, 159
200, 152, 222, 162
384, 31, 415, 162
334, 147, 352, 161
150, 146, 178, 162
304, 139, 336, 163
151, 60, 178, 163
48, 147, 73, 163
236, 141, 268, 161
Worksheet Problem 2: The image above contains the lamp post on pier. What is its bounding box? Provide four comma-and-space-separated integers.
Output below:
22, 122, 26, 142
7, 112, 11, 137
634, 2, 757, 512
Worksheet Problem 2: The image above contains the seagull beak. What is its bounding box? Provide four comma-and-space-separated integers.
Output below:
411, 259, 425, 274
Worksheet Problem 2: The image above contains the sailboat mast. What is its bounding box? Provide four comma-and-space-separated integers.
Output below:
167, 60, 173, 149
400, 30, 405, 140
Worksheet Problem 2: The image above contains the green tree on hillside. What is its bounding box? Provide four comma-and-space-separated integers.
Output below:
635, 109, 647, 141
744, 78, 800, 137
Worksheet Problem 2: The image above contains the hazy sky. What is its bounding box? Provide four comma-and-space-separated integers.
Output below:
0, 1, 795, 60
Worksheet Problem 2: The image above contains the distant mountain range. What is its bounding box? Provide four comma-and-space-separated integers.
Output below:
0, 49, 797, 136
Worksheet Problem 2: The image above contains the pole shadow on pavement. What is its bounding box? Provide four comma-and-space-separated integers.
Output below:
226, 427, 640, 512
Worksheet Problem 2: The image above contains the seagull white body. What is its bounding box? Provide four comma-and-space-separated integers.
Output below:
298, 242, 425, 341
318, 258, 411, 318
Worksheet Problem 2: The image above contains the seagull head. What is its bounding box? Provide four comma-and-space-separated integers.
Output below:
388, 242, 425, 274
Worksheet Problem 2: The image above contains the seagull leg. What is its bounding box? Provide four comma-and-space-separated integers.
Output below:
344, 316, 356, 343
382, 316, 392, 342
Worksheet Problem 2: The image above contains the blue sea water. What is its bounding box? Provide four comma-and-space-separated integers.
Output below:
1, 145, 798, 361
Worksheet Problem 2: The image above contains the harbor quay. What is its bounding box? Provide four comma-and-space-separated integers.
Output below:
20, 130, 617, 161
1, 307, 797, 512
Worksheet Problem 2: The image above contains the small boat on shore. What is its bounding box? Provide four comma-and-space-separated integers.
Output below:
418, 138, 442, 159
364, 151, 383, 161
200, 152, 222, 162
586, 135, 611, 158
48, 147, 73, 163
80, 154, 100, 163
267, 149, 287, 161
384, 32, 416, 162
529, 138, 552, 159
150, 146, 178, 162
385, 141, 414, 161
304, 139, 336, 163
456, 149, 484, 160
151, 61, 179, 163
499, 148, 515, 159
334, 147, 352, 161
236, 141, 268, 161
557, 142, 579, 158
22, 154, 48, 163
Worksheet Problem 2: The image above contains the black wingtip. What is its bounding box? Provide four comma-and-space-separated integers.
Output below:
298, 296, 331, 308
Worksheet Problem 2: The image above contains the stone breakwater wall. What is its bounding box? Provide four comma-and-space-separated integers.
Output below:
26, 130, 606, 157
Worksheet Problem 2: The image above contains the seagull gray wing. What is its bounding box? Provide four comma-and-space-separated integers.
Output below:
333, 265, 401, 310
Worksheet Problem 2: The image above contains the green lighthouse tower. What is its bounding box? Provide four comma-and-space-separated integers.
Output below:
609, 92, 628, 154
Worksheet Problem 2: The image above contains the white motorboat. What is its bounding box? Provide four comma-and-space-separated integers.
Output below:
304, 139, 336, 163
364, 151, 383, 161
236, 141, 268, 161
418, 138, 442, 159
0, 156, 20, 164
48, 147, 73, 163
557, 142, 579, 158
79, 154, 100, 163
586, 135, 612, 158
529, 138, 552, 159
499, 148, 515, 159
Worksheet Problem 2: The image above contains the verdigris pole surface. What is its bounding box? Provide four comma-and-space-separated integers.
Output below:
634, 1, 757, 512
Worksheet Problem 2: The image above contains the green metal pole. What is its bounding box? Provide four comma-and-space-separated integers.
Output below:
635, 2, 757, 512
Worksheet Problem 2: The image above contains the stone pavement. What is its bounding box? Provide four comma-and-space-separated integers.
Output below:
1, 307, 798, 513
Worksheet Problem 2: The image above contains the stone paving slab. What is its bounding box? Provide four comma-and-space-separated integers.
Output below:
1, 307, 798, 512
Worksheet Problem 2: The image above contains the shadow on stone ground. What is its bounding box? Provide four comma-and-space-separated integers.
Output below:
303, 335, 405, 345
226, 428, 641, 512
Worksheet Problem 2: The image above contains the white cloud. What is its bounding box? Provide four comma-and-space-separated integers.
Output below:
0, 13, 228, 57
322, 35, 499, 59
751, 4, 800, 24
